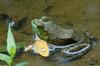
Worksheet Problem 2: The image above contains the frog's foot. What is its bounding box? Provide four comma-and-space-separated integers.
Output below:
61, 43, 91, 55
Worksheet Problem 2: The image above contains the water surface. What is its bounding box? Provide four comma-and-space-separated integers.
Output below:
0, 0, 100, 66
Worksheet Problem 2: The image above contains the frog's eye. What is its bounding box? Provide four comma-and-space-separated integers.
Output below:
41, 16, 49, 22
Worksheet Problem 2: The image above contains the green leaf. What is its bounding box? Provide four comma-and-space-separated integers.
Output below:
15, 61, 28, 66
7, 26, 16, 57
0, 42, 25, 53
0, 53, 10, 65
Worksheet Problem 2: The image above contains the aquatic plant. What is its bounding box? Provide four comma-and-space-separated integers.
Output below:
0, 23, 28, 66
0, 24, 16, 66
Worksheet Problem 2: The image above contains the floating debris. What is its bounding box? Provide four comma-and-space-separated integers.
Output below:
33, 39, 49, 57
25, 34, 49, 57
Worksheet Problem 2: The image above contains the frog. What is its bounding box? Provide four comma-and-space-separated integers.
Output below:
32, 16, 74, 39
31, 16, 78, 45
30, 16, 96, 62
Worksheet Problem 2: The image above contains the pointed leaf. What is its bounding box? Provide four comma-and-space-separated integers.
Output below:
7, 26, 16, 57
0, 53, 10, 65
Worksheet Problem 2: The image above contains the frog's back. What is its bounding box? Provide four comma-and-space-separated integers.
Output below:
42, 21, 74, 39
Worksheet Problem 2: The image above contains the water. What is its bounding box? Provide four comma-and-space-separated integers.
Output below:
0, 0, 100, 66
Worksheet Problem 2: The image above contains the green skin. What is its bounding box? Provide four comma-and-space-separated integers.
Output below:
31, 19, 50, 41
31, 17, 94, 60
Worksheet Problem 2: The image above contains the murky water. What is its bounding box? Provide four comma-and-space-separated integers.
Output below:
0, 0, 100, 66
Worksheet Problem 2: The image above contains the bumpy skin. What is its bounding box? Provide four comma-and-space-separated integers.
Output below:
31, 16, 95, 61
34, 16, 74, 39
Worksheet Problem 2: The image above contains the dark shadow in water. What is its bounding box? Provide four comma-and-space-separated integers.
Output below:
0, 13, 28, 30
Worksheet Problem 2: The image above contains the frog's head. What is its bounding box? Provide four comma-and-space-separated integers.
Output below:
32, 16, 50, 27
31, 16, 48, 33
31, 16, 50, 41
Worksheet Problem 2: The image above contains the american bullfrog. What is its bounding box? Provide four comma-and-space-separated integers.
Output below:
31, 16, 96, 62
32, 16, 74, 39
31, 16, 96, 44
31, 16, 78, 45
